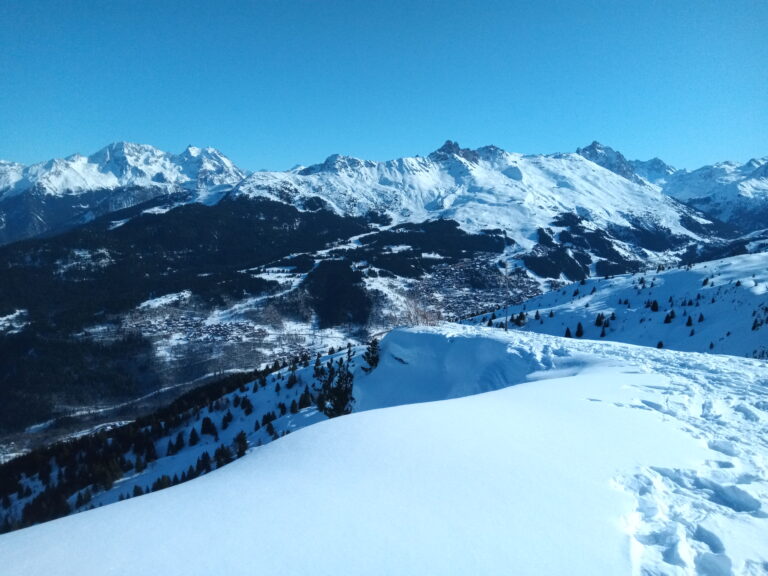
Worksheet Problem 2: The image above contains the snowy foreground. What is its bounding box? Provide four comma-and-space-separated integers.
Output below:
2, 326, 767, 575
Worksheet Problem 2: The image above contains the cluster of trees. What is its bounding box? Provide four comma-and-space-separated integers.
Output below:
1, 335, 387, 534
0, 353, 295, 533
313, 354, 355, 418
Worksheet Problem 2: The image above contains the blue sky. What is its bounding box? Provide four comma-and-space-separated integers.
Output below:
1, 0, 766, 170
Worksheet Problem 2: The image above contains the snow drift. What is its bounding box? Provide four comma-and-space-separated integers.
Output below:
1, 326, 766, 575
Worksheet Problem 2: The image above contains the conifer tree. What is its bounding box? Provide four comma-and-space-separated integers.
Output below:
316, 359, 355, 418
234, 431, 248, 458
575, 322, 584, 337
201, 417, 218, 441
362, 338, 380, 372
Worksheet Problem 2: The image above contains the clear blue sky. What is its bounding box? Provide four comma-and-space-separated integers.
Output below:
1, 0, 766, 170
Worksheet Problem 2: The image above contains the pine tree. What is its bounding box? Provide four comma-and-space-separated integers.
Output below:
214, 445, 233, 469
564, 327, 572, 338
221, 410, 233, 430
298, 386, 313, 409
316, 359, 355, 418
362, 338, 380, 373
201, 417, 218, 441
286, 369, 298, 389
234, 431, 248, 458
189, 427, 200, 446
575, 322, 584, 338
595, 312, 605, 327
657, 341, 664, 349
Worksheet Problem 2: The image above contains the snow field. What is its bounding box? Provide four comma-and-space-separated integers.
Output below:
1, 325, 766, 575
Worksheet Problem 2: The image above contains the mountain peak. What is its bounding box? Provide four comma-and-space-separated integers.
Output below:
576, 141, 644, 185
87, 142, 165, 168
297, 154, 375, 176
429, 140, 480, 164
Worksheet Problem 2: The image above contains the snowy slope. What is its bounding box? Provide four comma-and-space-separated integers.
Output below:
466, 253, 768, 358
1, 326, 766, 575
577, 140, 645, 184
631, 157, 678, 187
658, 158, 768, 230
235, 141, 709, 248
0, 143, 247, 245
0, 142, 244, 201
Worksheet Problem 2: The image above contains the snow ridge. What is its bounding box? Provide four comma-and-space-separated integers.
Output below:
0, 142, 245, 203
466, 253, 768, 358
235, 140, 706, 248
1, 326, 766, 575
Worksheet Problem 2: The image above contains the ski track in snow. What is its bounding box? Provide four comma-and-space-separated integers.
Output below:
554, 336, 767, 575
368, 326, 768, 575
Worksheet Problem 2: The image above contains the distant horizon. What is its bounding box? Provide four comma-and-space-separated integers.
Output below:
1, 137, 765, 174
2, 1, 766, 171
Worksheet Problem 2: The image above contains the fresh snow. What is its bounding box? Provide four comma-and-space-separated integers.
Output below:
467, 253, 768, 359
0, 142, 245, 202
657, 157, 768, 225
2, 325, 766, 575
235, 142, 705, 247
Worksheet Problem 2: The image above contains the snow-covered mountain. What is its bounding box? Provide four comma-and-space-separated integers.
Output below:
0, 142, 244, 199
466, 252, 768, 359
576, 140, 646, 185
631, 156, 678, 186
236, 140, 711, 250
0, 143, 245, 244
659, 158, 768, 232
573, 142, 767, 233
2, 325, 766, 575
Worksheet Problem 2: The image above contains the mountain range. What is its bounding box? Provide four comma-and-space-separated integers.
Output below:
1, 140, 766, 247
1, 139, 767, 573
0, 139, 765, 441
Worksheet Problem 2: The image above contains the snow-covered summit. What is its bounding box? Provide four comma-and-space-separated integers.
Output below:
659, 157, 768, 228
0, 142, 244, 201
576, 140, 645, 185
631, 156, 678, 186
236, 140, 706, 248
